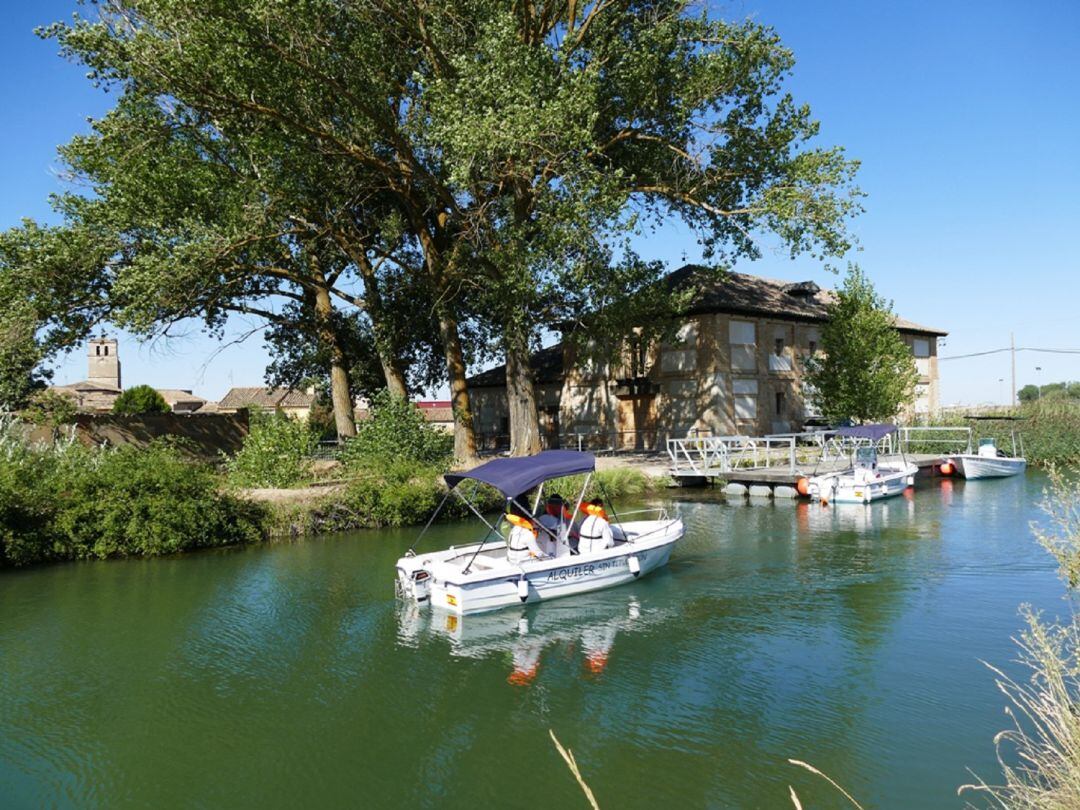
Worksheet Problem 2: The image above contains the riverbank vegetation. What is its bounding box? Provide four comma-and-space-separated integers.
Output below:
960, 465, 1080, 807
0, 421, 265, 567
907, 399, 1080, 466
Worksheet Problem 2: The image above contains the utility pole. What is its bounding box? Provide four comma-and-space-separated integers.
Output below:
1010, 332, 1017, 409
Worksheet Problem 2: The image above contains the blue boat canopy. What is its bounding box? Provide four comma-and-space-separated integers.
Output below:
833, 423, 896, 441
444, 450, 596, 498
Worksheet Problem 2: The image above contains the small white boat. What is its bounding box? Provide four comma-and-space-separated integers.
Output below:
395, 450, 684, 615
950, 437, 1026, 479
807, 424, 917, 504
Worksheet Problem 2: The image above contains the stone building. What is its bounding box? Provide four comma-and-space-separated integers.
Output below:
217, 387, 316, 420
468, 266, 946, 450
51, 338, 123, 412
52, 338, 214, 414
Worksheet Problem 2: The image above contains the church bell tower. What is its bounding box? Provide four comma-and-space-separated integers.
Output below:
87, 337, 121, 389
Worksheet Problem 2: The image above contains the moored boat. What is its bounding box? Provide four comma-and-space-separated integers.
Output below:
950, 438, 1026, 479
806, 424, 917, 504
946, 416, 1027, 480
395, 450, 684, 615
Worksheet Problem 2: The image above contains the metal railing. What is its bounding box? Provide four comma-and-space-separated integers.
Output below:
667, 434, 797, 477
897, 426, 972, 455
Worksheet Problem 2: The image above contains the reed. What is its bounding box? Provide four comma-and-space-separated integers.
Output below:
960, 464, 1080, 807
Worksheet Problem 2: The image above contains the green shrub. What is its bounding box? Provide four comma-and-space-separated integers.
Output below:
0, 423, 266, 567
112, 384, 171, 415
341, 390, 453, 470
226, 411, 316, 488
547, 467, 658, 503
268, 459, 502, 536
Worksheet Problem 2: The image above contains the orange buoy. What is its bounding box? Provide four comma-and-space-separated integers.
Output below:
940, 461, 955, 476
796, 477, 810, 497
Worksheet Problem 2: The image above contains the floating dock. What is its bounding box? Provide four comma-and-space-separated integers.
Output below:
666, 434, 955, 499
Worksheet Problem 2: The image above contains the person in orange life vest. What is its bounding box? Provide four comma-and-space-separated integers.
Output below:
537, 495, 572, 557
577, 498, 614, 554
505, 504, 546, 564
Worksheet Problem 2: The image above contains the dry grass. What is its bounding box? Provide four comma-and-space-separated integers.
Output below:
549, 730, 600, 809
959, 465, 1080, 808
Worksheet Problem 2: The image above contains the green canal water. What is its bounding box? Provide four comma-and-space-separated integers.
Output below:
0, 473, 1065, 808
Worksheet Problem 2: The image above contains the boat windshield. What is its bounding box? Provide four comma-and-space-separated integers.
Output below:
979, 438, 996, 448
854, 447, 877, 466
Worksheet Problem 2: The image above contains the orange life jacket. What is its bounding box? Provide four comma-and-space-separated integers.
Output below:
505, 513, 538, 536
579, 503, 608, 521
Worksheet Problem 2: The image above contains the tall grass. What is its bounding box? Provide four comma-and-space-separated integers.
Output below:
960, 466, 1080, 807
906, 400, 1080, 466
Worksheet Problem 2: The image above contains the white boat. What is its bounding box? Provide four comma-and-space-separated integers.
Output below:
395, 450, 685, 615
950, 437, 1026, 479
807, 424, 918, 504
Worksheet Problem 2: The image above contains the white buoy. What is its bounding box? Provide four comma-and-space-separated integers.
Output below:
517, 578, 529, 602
628, 555, 641, 577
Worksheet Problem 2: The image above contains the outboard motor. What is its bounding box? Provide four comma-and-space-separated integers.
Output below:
395, 559, 432, 603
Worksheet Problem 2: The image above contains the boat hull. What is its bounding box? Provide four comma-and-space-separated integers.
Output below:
952, 455, 1026, 479
399, 519, 684, 615
807, 463, 917, 504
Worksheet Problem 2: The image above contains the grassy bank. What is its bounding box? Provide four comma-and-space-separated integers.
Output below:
263, 465, 663, 538
908, 400, 1080, 466
1, 404, 665, 567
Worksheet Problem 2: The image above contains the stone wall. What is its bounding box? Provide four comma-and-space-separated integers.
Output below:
66, 411, 250, 458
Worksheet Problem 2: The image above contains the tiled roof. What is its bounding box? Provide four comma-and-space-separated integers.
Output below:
669, 265, 947, 336
468, 343, 565, 388
155, 389, 206, 405
420, 407, 455, 423
54, 380, 121, 393
218, 387, 313, 409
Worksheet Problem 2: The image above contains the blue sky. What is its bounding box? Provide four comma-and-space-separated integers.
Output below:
3, 1, 1078, 404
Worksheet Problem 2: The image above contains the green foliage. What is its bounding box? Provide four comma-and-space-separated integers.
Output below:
269, 459, 501, 536
908, 401, 1080, 466
340, 391, 453, 469
1019, 381, 1080, 403
0, 423, 265, 567
226, 412, 316, 488
1019, 401, 1080, 465
20, 389, 78, 427
550, 468, 658, 503
804, 265, 918, 424
0, 221, 118, 410
37, 2, 863, 456
112, 384, 170, 415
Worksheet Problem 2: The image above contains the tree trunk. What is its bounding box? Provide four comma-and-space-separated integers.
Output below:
436, 306, 478, 464
340, 241, 409, 397
505, 330, 541, 456
313, 285, 357, 439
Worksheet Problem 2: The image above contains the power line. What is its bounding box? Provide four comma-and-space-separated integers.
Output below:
940, 346, 1080, 361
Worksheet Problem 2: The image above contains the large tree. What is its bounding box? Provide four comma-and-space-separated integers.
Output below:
0, 221, 116, 410
804, 266, 918, 424
45, 1, 861, 460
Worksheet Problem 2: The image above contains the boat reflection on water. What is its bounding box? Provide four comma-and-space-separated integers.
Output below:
397, 592, 665, 684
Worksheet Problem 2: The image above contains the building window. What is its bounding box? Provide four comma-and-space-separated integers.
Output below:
912, 338, 930, 358
768, 326, 792, 372
729, 320, 756, 372
775, 390, 785, 415
733, 378, 757, 420
103, 346, 109, 356
95, 346, 101, 356
808, 340, 817, 355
